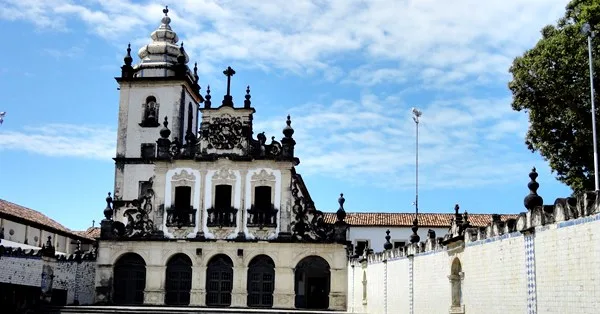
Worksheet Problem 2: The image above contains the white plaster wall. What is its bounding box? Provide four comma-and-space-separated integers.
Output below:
461, 233, 526, 314
348, 226, 448, 253
365, 261, 384, 314
412, 251, 451, 314
121, 164, 155, 200
387, 257, 410, 314
3, 219, 25, 242
535, 217, 600, 313
0, 256, 43, 287
26, 226, 41, 246
119, 83, 197, 158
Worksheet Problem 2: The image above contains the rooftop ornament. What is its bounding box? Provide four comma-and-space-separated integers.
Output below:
524, 167, 543, 210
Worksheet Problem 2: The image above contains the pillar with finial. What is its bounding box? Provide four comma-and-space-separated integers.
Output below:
334, 193, 349, 243
524, 167, 543, 210
156, 116, 172, 159
204, 85, 212, 108
244, 85, 252, 108
175, 42, 187, 77
192, 62, 201, 95
281, 115, 296, 158
384, 229, 393, 250
100, 192, 114, 239
121, 43, 134, 78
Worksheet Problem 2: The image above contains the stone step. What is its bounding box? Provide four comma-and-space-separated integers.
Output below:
41, 305, 363, 314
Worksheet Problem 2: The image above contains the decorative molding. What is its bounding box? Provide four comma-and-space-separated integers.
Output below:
172, 169, 196, 182
251, 169, 276, 183
212, 168, 236, 182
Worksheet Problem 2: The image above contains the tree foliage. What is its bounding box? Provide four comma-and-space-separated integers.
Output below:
509, 0, 600, 192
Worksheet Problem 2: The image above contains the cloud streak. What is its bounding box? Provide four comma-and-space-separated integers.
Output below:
0, 124, 115, 160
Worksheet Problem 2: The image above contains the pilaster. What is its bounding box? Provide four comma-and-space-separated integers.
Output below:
231, 266, 247, 307
191, 265, 207, 306
144, 265, 165, 304
273, 267, 294, 308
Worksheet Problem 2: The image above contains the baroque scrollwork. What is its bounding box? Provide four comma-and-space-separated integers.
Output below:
110, 181, 156, 238
249, 132, 282, 158
290, 174, 335, 242
251, 169, 276, 183
202, 114, 244, 150
172, 169, 196, 182
213, 168, 236, 181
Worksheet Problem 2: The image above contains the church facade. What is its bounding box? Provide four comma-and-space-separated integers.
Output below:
95, 7, 349, 310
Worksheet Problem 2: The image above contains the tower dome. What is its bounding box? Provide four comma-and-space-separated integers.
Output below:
134, 6, 190, 78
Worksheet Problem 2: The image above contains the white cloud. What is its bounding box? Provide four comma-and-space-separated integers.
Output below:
0, 0, 569, 85
0, 124, 115, 160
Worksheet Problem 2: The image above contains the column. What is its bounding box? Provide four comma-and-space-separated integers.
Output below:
190, 265, 206, 306
329, 267, 348, 311
144, 265, 166, 305
273, 267, 295, 308
231, 265, 247, 307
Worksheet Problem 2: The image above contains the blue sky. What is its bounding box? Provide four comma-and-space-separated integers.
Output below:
0, 0, 574, 231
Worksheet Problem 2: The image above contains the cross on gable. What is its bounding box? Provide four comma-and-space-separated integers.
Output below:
222, 66, 236, 107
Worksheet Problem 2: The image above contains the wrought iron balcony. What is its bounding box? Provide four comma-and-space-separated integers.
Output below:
247, 204, 278, 228
166, 206, 197, 228
206, 206, 238, 227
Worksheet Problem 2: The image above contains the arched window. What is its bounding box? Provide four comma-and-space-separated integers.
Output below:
113, 253, 146, 305
294, 256, 330, 309
449, 258, 464, 310
206, 254, 233, 307
247, 255, 275, 307
140, 96, 160, 127
165, 254, 192, 306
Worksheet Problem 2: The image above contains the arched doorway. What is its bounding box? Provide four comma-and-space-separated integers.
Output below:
113, 253, 146, 305
165, 253, 192, 305
294, 256, 330, 309
205, 254, 233, 307
247, 255, 275, 308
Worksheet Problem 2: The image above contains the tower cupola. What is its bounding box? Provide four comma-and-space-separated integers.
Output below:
134, 6, 190, 78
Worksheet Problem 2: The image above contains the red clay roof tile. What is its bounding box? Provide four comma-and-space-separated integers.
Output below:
323, 212, 518, 227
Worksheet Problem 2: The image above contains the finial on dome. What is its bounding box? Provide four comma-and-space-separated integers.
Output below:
193, 62, 199, 81
244, 85, 251, 108
177, 42, 186, 64
384, 229, 393, 250
124, 43, 132, 66
204, 85, 212, 108
336, 193, 346, 222
103, 192, 113, 220
283, 114, 294, 138
161, 5, 171, 26
160, 116, 171, 139
524, 167, 543, 210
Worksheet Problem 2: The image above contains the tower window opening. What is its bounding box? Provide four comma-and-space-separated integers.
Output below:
140, 96, 160, 127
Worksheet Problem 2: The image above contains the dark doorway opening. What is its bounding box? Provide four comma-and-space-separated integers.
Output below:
206, 254, 233, 307
165, 254, 192, 306
294, 256, 330, 309
247, 255, 275, 308
113, 253, 146, 305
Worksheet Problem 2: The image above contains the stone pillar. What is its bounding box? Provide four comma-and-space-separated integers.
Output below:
144, 265, 165, 305
190, 264, 206, 306
40, 255, 56, 305
231, 265, 247, 307
329, 267, 348, 310
273, 267, 295, 308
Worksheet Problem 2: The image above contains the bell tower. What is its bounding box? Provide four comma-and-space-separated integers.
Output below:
113, 6, 203, 201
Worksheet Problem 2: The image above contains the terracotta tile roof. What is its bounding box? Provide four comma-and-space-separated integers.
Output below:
0, 199, 95, 241
73, 227, 100, 239
323, 212, 519, 228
